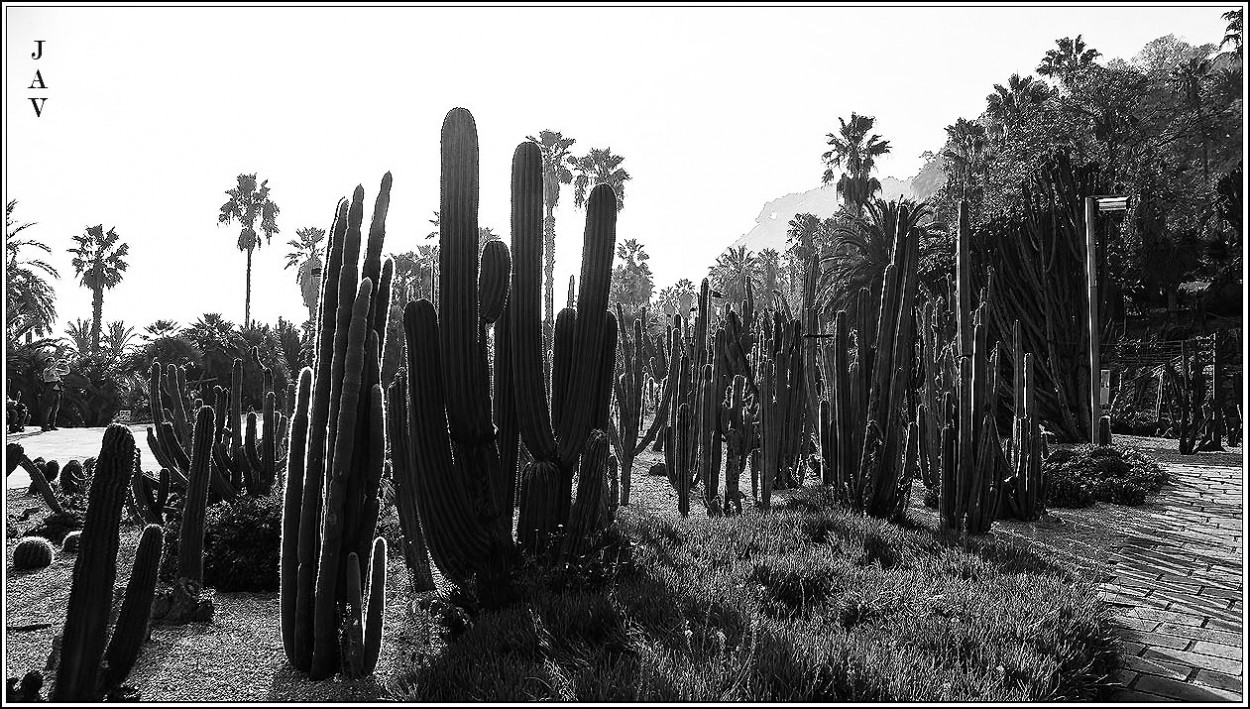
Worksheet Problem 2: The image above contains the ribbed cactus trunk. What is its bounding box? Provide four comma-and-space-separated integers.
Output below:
609, 307, 646, 506
178, 406, 216, 582
281, 175, 392, 680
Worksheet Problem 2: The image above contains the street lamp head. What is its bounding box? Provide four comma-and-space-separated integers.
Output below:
1094, 195, 1130, 213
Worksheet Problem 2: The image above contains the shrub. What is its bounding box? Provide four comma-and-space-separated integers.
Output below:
201, 494, 283, 592
23, 510, 84, 544
1044, 445, 1169, 508
13, 537, 55, 570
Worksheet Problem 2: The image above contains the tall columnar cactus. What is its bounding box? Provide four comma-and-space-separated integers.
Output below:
178, 406, 216, 583
608, 306, 648, 506
757, 318, 804, 509
52, 426, 163, 702
1001, 350, 1046, 521
853, 202, 921, 519
130, 466, 170, 525
939, 200, 1005, 535
393, 110, 517, 606
509, 130, 618, 556
281, 174, 391, 680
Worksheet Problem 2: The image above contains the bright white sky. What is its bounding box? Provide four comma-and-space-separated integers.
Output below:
4, 3, 1235, 335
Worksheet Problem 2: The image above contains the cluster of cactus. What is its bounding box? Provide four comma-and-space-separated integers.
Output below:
280, 176, 390, 680
719, 374, 757, 515
385, 109, 619, 608
758, 315, 806, 510
147, 357, 288, 505
815, 201, 925, 522
9, 444, 65, 514
607, 305, 651, 507
211, 354, 289, 497
38, 425, 165, 702
13, 537, 55, 570
999, 327, 1048, 521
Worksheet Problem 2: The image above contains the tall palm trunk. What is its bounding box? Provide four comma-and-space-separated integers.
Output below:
245, 247, 254, 328
90, 287, 103, 353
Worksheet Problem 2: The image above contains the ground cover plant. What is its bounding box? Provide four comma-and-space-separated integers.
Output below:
1044, 445, 1170, 508
395, 488, 1120, 702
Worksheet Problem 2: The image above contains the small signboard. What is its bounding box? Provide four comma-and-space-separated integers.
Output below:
115, 409, 132, 423
1099, 370, 1111, 409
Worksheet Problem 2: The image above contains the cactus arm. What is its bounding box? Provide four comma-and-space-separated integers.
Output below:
439, 108, 493, 442
507, 143, 558, 460
362, 173, 392, 328
554, 185, 618, 463
325, 188, 366, 496
550, 308, 577, 438
100, 523, 163, 693
18, 453, 62, 515
404, 300, 491, 583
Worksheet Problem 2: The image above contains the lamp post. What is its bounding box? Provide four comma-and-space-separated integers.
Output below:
1085, 194, 1129, 443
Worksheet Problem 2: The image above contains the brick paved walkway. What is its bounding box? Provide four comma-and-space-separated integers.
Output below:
1104, 457, 1244, 702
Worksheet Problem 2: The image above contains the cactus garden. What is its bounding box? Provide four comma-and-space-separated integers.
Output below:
5, 6, 1245, 704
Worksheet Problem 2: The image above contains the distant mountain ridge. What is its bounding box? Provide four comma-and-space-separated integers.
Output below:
726, 155, 944, 256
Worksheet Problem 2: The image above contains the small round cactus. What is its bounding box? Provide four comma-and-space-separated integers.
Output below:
13, 537, 55, 570
61, 531, 82, 553
83, 456, 97, 476
44, 459, 60, 484
61, 460, 84, 494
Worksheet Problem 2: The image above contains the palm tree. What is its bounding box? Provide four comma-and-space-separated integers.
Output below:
1036, 35, 1101, 86
286, 226, 327, 318
1172, 56, 1215, 183
655, 278, 696, 319
821, 113, 892, 217
68, 224, 129, 353
942, 118, 991, 200
1223, 8, 1243, 57
6, 200, 59, 341
985, 73, 1051, 140
758, 247, 781, 308
526, 130, 577, 328
709, 246, 761, 307
142, 319, 180, 341
217, 173, 280, 328
817, 198, 933, 323
571, 148, 631, 211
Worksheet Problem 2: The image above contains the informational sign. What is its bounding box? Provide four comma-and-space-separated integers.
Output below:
1099, 370, 1111, 409
115, 409, 132, 423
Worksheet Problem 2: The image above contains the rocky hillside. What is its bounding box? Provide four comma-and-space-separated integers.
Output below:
727, 164, 942, 256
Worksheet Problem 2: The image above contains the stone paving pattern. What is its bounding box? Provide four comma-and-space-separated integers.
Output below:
1103, 456, 1244, 702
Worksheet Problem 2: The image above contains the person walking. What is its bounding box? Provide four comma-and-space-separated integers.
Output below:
39, 352, 69, 431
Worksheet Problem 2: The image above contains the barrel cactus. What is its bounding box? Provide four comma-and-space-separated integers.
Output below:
13, 537, 55, 570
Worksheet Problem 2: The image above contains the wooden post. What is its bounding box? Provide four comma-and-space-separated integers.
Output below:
1085, 196, 1098, 444
1211, 332, 1225, 448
